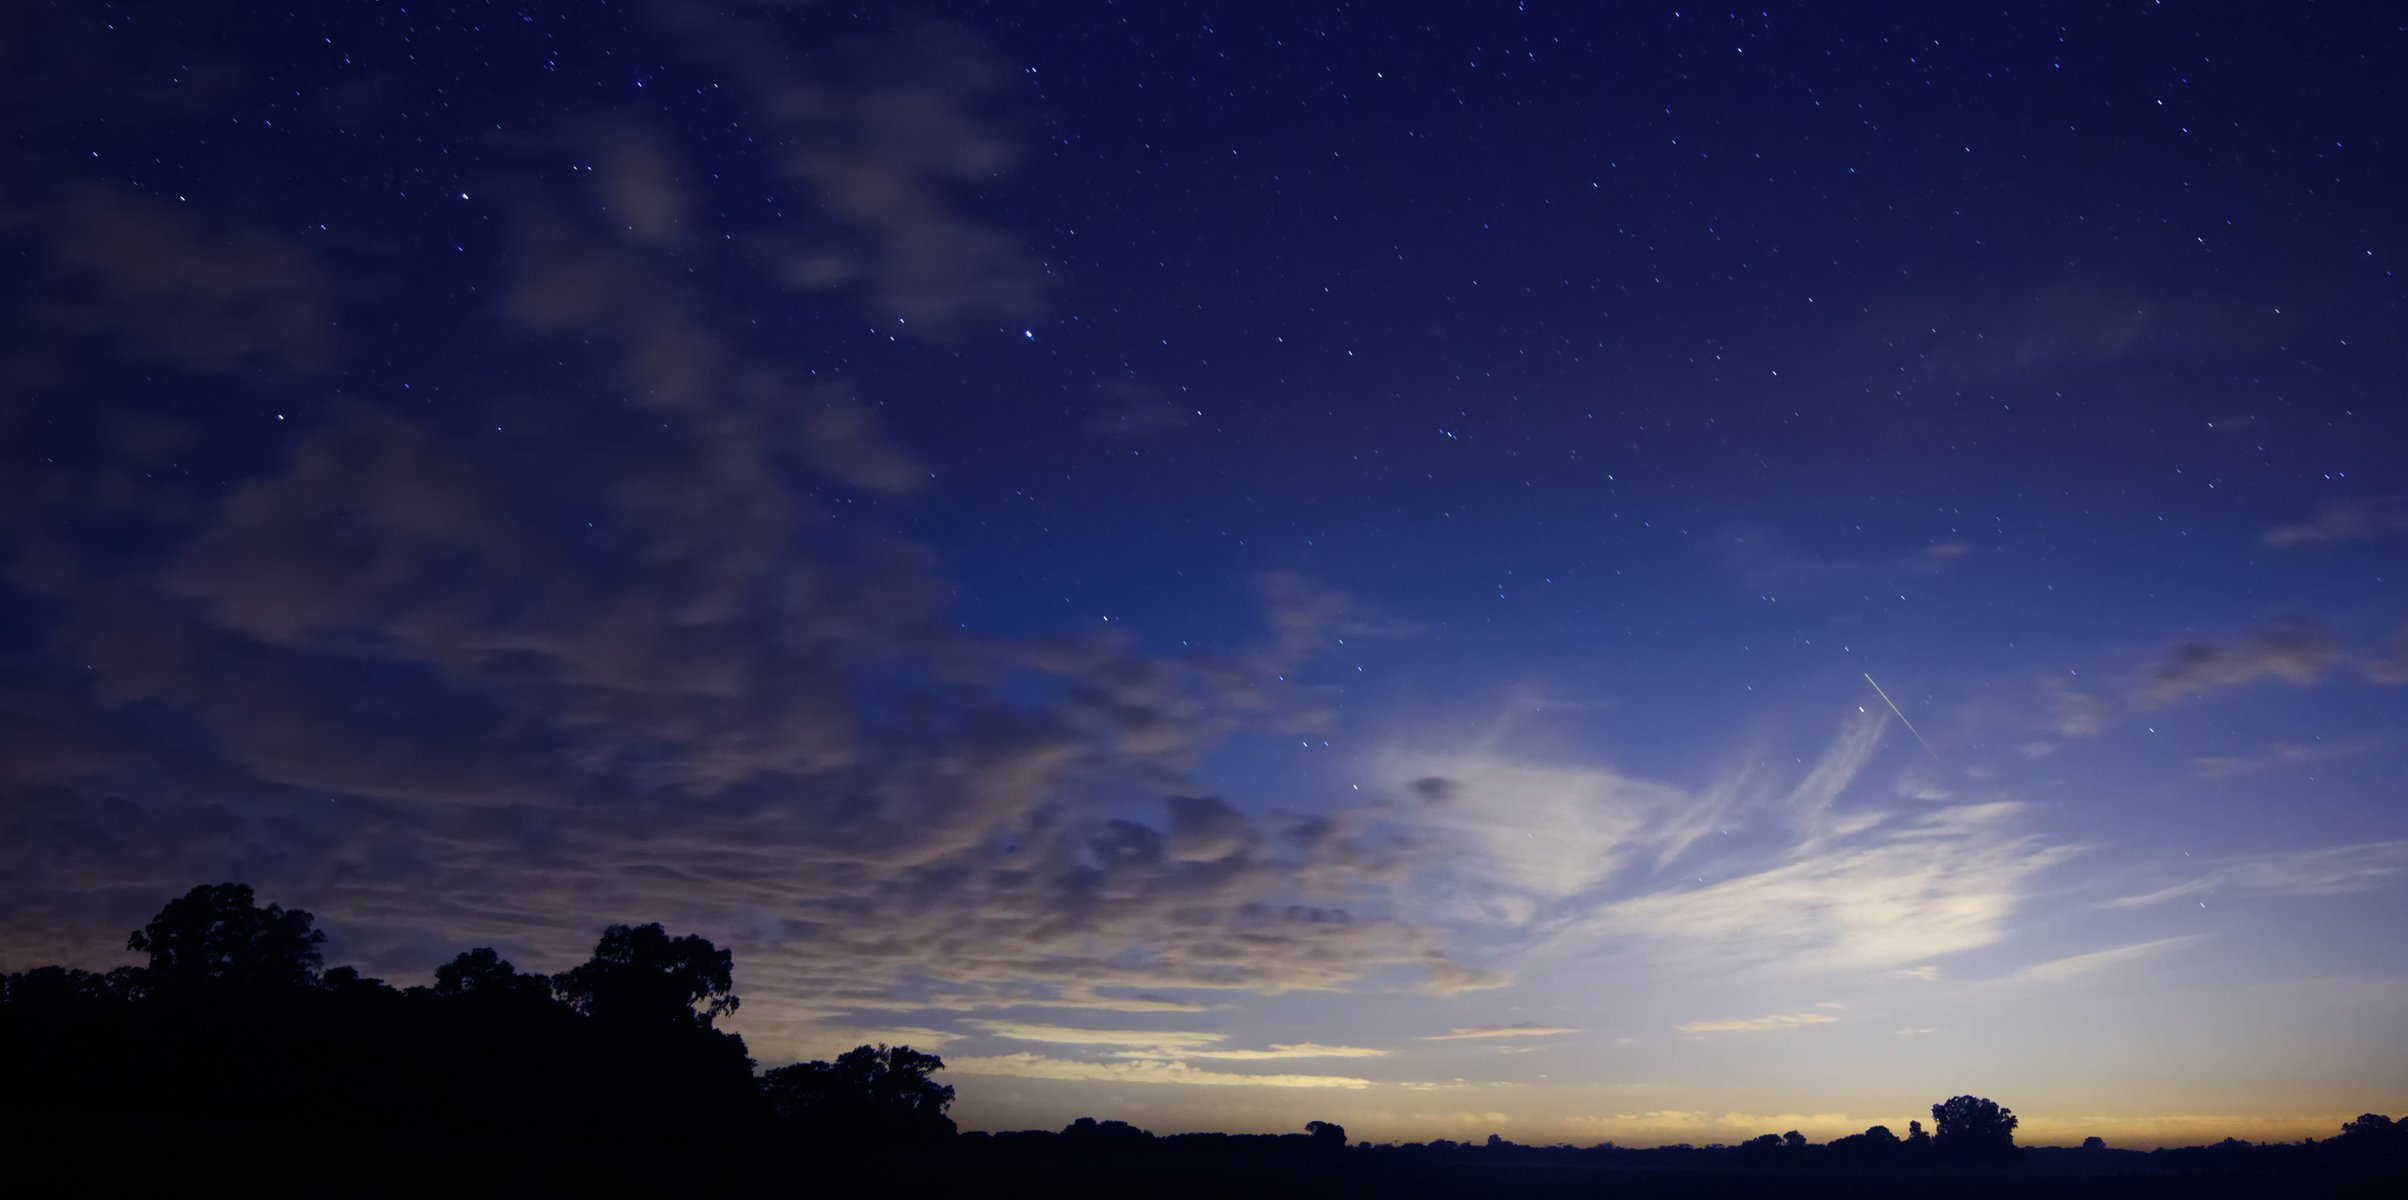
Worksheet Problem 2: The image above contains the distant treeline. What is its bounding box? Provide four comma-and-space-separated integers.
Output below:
4, 882, 2404, 1189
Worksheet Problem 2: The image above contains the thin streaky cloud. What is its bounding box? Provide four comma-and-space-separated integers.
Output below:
1108, 1043, 1388, 1061
2001, 935, 2210, 985
1675, 1011, 1839, 1034
971, 1022, 1223, 1052
946, 1053, 1372, 1089
2104, 841, 2408, 909
1421, 1024, 1580, 1040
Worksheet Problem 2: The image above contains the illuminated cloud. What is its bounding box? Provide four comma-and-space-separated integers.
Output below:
924, 990, 1211, 1014
945, 1053, 1372, 1089
1421, 1024, 1579, 1041
1145, 1044, 1389, 1061
1563, 798, 2080, 973
2001, 935, 2209, 985
974, 1023, 1223, 1052
1675, 1011, 1839, 1034
964, 1022, 1382, 1060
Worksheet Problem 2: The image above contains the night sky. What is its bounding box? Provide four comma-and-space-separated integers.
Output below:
4, 0, 2405, 1147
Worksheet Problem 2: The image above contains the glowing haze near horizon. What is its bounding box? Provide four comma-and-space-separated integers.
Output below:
3, 1, 2403, 1149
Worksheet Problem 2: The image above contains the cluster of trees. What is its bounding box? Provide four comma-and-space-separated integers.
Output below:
0, 883, 951, 1151
6, 881, 2404, 1183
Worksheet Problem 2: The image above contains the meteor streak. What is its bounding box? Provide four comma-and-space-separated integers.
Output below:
1863, 673, 1935, 756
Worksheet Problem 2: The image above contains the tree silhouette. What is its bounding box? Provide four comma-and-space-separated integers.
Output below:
431, 947, 553, 1006
1306, 1120, 1347, 1153
552, 922, 737, 1029
1931, 1094, 2019, 1161
1061, 1116, 1153, 1146
126, 882, 325, 991
762, 1043, 956, 1145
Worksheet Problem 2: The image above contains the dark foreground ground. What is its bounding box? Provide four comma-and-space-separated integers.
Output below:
17, 1125, 2404, 1199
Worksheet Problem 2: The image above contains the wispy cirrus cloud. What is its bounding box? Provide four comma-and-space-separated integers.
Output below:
1558, 796, 2081, 973
1675, 1010, 1838, 1034
2105, 842, 2408, 909
2000, 935, 2209, 985
1421, 1024, 1580, 1041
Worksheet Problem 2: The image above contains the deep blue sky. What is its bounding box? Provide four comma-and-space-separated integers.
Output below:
3, 0, 2403, 1145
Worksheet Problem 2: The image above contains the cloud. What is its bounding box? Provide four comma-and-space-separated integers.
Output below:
1421, 1024, 1579, 1041
2365, 621, 2408, 685
1159, 1044, 1388, 1061
922, 990, 1211, 1014
1871, 285, 2279, 385
2104, 841, 2408, 909
1898, 964, 1942, 982
2193, 733, 2397, 778
804, 398, 928, 494
945, 1053, 1372, 1089
1675, 1011, 1838, 1034
974, 1023, 1224, 1052
0, 5, 1494, 1021
6, 183, 328, 376
2042, 680, 2108, 737
1088, 381, 1197, 436
961, 1022, 1382, 1060
2259, 498, 2408, 548
660, 12, 1044, 333
1562, 798, 2081, 973
2132, 618, 2342, 707
2001, 935, 2208, 985
585, 120, 693, 247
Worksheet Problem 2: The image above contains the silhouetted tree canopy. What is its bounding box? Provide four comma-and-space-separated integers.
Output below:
553, 922, 737, 1029
432, 947, 553, 1005
125, 882, 325, 991
1932, 1094, 2020, 1161
763, 1043, 956, 1145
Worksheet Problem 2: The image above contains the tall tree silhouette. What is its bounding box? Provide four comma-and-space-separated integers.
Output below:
1931, 1094, 2019, 1162
125, 882, 325, 991
553, 922, 737, 1028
